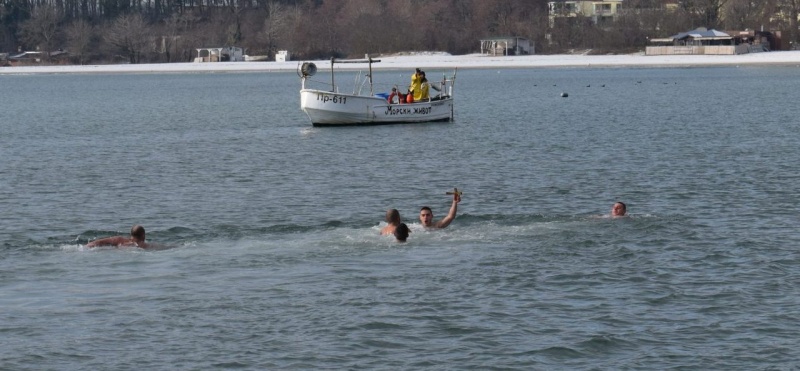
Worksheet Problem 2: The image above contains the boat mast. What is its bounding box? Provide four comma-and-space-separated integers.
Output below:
329, 57, 335, 93
367, 56, 374, 96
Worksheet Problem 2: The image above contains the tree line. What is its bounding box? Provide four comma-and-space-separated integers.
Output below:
1, 0, 799, 64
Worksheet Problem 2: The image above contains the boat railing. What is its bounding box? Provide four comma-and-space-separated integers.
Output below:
372, 68, 461, 99
299, 57, 379, 95
300, 59, 457, 100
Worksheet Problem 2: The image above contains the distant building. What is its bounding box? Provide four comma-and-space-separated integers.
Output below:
276, 50, 290, 62
480, 37, 533, 56
548, 0, 623, 25
7, 50, 70, 66
647, 27, 776, 55
194, 46, 244, 62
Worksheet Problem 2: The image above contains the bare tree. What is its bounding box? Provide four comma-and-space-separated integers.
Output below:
261, 0, 288, 58
777, 0, 800, 44
159, 15, 180, 62
282, 3, 310, 57
680, 0, 729, 28
282, 0, 332, 59
13, 0, 799, 63
429, 0, 483, 54
103, 13, 152, 63
308, 0, 346, 58
548, 13, 601, 52
64, 19, 94, 64
725, 0, 773, 30
382, 0, 417, 52
514, 2, 550, 53
202, 10, 241, 46
482, 0, 517, 35
156, 12, 200, 62
337, 0, 390, 55
609, 10, 650, 50
19, 5, 62, 58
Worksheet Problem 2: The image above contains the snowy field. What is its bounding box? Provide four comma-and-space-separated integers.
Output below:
3, 51, 800, 74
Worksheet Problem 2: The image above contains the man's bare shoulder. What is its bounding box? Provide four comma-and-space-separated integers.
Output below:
380, 225, 397, 235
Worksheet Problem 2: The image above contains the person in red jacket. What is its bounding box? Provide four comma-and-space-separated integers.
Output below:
388, 87, 401, 104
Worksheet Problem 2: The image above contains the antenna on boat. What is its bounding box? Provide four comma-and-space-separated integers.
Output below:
450, 68, 458, 97
329, 57, 336, 93
367, 55, 374, 96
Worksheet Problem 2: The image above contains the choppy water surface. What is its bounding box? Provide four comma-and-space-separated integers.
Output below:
1, 66, 799, 369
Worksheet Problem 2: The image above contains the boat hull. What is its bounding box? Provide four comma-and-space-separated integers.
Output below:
300, 89, 453, 126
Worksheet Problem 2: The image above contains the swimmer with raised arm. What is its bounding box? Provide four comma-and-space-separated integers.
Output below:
419, 191, 461, 229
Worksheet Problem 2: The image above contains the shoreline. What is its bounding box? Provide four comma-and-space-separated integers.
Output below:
2, 51, 800, 75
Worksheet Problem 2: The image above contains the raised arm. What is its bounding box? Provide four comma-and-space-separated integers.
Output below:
435, 193, 461, 228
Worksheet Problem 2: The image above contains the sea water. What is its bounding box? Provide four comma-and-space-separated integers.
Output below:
1, 66, 799, 369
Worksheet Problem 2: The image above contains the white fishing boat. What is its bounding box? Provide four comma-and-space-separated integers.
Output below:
298, 57, 456, 126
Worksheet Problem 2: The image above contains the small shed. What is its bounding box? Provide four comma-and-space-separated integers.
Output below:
276, 50, 290, 62
194, 46, 244, 62
480, 37, 533, 56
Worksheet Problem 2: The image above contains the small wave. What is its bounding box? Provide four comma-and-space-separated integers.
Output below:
577, 334, 635, 354
534, 345, 584, 358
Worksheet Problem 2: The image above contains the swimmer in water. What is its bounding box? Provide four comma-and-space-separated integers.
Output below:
394, 223, 410, 242
87, 225, 151, 248
380, 209, 402, 235
611, 202, 627, 217
419, 191, 461, 229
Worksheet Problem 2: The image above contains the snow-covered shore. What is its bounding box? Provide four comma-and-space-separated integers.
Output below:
3, 51, 800, 75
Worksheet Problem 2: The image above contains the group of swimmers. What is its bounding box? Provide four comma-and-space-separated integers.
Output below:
85, 199, 627, 248
380, 191, 462, 242
378, 196, 627, 243
84, 191, 460, 248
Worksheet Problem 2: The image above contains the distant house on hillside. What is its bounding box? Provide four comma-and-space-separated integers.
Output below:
194, 46, 244, 62
548, 0, 623, 26
480, 37, 533, 56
